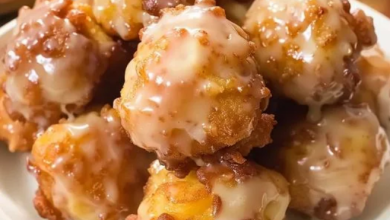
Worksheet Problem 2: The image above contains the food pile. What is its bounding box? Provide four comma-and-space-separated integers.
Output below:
1, 0, 389, 219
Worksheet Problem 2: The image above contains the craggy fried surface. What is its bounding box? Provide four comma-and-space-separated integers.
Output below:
29, 107, 154, 220
232, 113, 276, 155
1, 1, 387, 220
115, 1, 272, 171
0, 0, 133, 151
142, 0, 195, 16
4, 0, 108, 124
92, 0, 144, 40
136, 157, 290, 220
243, 0, 377, 119
0, 84, 38, 151
255, 104, 390, 220
33, 188, 64, 220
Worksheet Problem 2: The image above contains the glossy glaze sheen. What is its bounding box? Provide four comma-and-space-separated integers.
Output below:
138, 160, 290, 220
115, 1, 270, 165
3, 0, 113, 129
244, 0, 376, 120
0, 1, 389, 220
29, 107, 152, 220
93, 0, 144, 40
274, 104, 390, 220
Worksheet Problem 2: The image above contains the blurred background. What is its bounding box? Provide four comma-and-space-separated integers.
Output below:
0, 0, 389, 26
0, 0, 35, 25
360, 0, 390, 16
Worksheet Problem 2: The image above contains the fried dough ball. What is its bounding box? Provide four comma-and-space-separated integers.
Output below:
243, 0, 377, 120
92, 0, 143, 40
353, 47, 390, 137
2, 0, 131, 151
137, 158, 290, 220
28, 107, 153, 220
115, 0, 272, 170
262, 104, 390, 220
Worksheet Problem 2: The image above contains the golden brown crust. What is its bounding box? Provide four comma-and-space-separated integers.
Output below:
33, 188, 64, 220
1, 0, 133, 153
0, 81, 39, 151
255, 103, 389, 220
243, 0, 376, 113
92, 0, 144, 40
197, 151, 260, 190
142, 0, 195, 16
116, 2, 272, 172
352, 10, 377, 48
3, 0, 102, 125
29, 106, 154, 220
233, 113, 276, 155
137, 159, 290, 220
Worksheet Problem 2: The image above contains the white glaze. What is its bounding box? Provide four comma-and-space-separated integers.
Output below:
31, 109, 147, 220
280, 104, 390, 220
138, 160, 290, 220
117, 3, 266, 160
4, 0, 108, 127
244, 0, 360, 119
212, 173, 290, 220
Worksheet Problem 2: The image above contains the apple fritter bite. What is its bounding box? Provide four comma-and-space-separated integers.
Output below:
137, 157, 290, 220
259, 104, 390, 220
353, 47, 390, 137
28, 106, 153, 220
115, 0, 273, 171
1, 0, 132, 151
243, 0, 377, 120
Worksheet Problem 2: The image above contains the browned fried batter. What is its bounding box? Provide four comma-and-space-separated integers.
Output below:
136, 158, 290, 220
33, 188, 63, 220
352, 10, 377, 47
115, 0, 273, 172
1, 0, 132, 151
255, 104, 389, 220
29, 106, 154, 220
142, 0, 195, 16
243, 0, 377, 120
233, 113, 276, 156
92, 0, 143, 40
0, 89, 39, 152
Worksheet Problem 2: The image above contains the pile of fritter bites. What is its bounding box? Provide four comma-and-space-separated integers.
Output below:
1, 0, 390, 219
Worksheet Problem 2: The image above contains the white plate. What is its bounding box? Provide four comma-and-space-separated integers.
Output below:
0, 1, 390, 220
